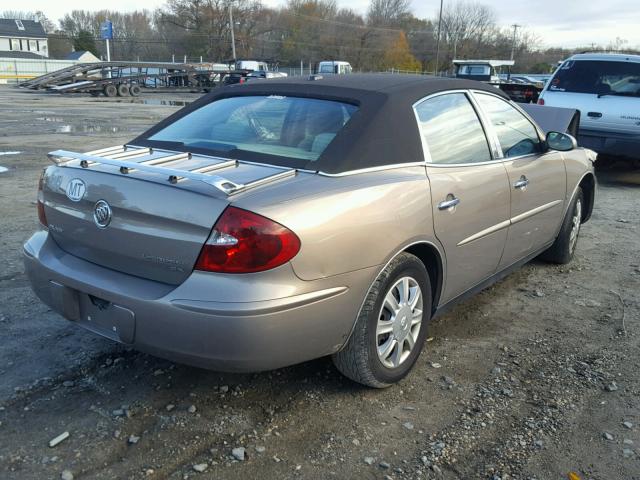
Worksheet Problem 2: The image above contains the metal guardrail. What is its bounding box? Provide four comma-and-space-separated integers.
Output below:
47, 146, 297, 196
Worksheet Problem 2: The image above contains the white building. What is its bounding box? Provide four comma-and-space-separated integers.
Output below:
0, 18, 48, 58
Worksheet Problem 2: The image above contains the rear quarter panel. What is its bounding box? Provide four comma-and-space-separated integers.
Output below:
234, 166, 442, 281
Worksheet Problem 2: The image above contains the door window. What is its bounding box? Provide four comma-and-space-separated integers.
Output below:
414, 93, 492, 164
475, 93, 542, 158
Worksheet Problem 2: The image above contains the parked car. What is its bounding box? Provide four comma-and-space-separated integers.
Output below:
317, 60, 352, 75
244, 71, 288, 82
538, 53, 640, 162
25, 74, 596, 387
235, 60, 269, 72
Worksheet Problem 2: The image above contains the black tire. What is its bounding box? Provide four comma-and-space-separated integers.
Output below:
540, 187, 584, 264
117, 84, 130, 97
129, 85, 141, 97
103, 84, 117, 97
89, 90, 100, 97
332, 253, 432, 388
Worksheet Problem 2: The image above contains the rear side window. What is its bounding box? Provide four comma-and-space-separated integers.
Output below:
148, 96, 357, 162
549, 60, 640, 96
415, 93, 492, 164
475, 93, 542, 158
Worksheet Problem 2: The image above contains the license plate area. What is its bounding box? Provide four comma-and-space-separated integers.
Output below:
49, 281, 136, 344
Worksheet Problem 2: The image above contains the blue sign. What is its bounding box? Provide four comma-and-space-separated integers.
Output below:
100, 21, 113, 40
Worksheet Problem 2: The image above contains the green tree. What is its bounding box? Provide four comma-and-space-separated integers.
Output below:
73, 30, 99, 56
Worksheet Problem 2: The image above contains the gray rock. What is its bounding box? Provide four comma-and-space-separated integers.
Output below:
379, 461, 390, 469
128, 435, 140, 445
188, 405, 197, 414
62, 381, 75, 388
165, 404, 175, 412
61, 470, 74, 480
491, 367, 502, 375
403, 422, 414, 430
112, 409, 125, 417
605, 382, 618, 392
622, 448, 634, 458
364, 457, 375, 465
232, 447, 246, 461
220, 385, 229, 393
432, 464, 443, 475
193, 463, 208, 473
623, 439, 634, 445
255, 446, 266, 453
442, 375, 455, 385
534, 439, 544, 448
623, 421, 633, 429
48, 432, 70, 448
603, 432, 614, 441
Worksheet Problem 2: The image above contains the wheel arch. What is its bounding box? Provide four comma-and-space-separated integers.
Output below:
404, 242, 444, 315
338, 240, 445, 353
578, 172, 596, 223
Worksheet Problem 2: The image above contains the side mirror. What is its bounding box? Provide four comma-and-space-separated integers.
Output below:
546, 131, 577, 151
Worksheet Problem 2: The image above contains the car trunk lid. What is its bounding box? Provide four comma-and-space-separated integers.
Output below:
42, 146, 297, 285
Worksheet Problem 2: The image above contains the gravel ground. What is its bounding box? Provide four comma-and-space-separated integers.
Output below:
0, 86, 638, 480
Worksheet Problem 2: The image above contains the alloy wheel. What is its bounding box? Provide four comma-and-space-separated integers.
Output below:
376, 276, 423, 369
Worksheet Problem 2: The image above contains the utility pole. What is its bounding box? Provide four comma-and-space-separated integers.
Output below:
228, 3, 237, 63
434, 0, 444, 75
510, 24, 520, 61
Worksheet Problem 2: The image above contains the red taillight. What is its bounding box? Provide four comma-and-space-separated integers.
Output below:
537, 98, 545, 105
37, 170, 47, 227
195, 207, 301, 273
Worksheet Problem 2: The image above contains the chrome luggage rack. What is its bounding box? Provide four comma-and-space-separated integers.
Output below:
47, 145, 297, 196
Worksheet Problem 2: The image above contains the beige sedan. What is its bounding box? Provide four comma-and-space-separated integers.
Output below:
25, 75, 596, 387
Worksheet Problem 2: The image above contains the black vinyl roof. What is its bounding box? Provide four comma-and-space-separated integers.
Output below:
135, 74, 509, 174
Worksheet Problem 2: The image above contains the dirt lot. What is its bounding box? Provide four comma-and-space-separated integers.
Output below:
0, 86, 638, 480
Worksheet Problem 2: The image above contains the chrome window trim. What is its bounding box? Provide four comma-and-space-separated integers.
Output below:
317, 162, 427, 177
469, 89, 547, 161
412, 89, 503, 168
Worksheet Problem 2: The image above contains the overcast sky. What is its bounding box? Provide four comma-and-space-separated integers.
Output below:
14, 0, 640, 49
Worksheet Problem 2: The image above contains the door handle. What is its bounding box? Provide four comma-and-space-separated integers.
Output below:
514, 176, 529, 190
438, 195, 460, 210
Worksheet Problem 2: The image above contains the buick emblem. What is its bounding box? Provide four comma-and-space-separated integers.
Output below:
65, 178, 86, 202
93, 200, 112, 228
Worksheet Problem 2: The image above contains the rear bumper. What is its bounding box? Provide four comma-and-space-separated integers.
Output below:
578, 129, 640, 160
23, 231, 374, 372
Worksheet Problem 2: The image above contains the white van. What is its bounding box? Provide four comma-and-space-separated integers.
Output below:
318, 61, 352, 75
538, 53, 640, 161
236, 60, 269, 72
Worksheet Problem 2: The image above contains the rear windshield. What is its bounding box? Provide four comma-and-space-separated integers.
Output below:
148, 95, 357, 162
549, 60, 640, 96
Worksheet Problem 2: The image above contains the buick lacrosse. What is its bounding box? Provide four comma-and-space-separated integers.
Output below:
24, 74, 596, 387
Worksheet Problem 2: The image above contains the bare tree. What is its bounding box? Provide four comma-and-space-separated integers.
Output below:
436, 1, 496, 69
366, 0, 412, 27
